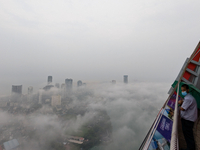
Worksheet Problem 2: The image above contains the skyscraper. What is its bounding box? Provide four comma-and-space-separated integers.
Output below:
38, 89, 42, 104
55, 83, 60, 88
65, 79, 73, 88
27, 86, 33, 102
44, 76, 54, 90
112, 80, 116, 84
48, 76, 52, 84
28, 86, 33, 94
124, 75, 128, 84
12, 85, 22, 94
61, 83, 65, 89
77, 80, 82, 87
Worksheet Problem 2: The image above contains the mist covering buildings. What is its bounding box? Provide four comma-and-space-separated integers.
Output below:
0, 75, 169, 150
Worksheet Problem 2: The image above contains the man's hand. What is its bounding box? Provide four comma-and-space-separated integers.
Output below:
180, 107, 185, 111
178, 100, 183, 105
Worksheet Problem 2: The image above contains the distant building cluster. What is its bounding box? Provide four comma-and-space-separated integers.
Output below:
111, 75, 128, 84
6, 75, 129, 107
10, 75, 129, 98
0, 75, 114, 149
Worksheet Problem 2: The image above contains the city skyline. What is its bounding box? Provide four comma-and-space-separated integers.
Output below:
8, 75, 132, 95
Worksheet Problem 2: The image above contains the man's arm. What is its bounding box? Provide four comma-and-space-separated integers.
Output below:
181, 98, 192, 111
178, 99, 186, 111
180, 107, 185, 111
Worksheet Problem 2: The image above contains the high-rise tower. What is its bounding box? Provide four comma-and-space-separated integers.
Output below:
124, 75, 128, 84
77, 80, 83, 87
65, 79, 73, 88
55, 83, 60, 88
48, 76, 52, 84
28, 86, 33, 94
12, 85, 22, 94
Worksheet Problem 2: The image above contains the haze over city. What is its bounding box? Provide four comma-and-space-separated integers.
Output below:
0, 0, 200, 150
1, 0, 200, 94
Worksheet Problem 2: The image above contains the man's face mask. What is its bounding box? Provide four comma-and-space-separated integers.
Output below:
182, 91, 187, 96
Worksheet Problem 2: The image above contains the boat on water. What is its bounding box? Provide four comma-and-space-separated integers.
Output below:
139, 42, 200, 150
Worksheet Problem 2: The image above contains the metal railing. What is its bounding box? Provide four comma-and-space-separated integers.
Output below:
170, 83, 180, 150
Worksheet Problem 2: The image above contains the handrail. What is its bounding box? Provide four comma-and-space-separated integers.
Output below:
170, 83, 180, 150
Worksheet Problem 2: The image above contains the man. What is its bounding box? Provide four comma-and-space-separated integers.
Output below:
178, 84, 198, 150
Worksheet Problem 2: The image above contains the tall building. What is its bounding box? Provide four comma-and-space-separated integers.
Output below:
51, 95, 61, 107
38, 89, 43, 104
12, 85, 22, 94
44, 76, 54, 91
65, 79, 73, 88
55, 83, 60, 88
61, 83, 65, 89
48, 76, 52, 84
112, 80, 116, 84
124, 75, 128, 84
77, 80, 82, 87
3, 139, 19, 150
28, 86, 33, 94
27, 86, 33, 101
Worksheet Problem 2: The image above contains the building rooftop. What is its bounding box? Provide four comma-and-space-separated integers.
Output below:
3, 139, 19, 150
68, 139, 83, 144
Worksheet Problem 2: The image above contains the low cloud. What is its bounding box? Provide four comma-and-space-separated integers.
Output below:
0, 81, 170, 150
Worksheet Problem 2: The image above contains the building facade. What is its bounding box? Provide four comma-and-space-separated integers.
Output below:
51, 95, 61, 107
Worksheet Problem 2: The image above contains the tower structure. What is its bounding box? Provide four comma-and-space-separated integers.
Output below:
112, 80, 116, 84
65, 79, 73, 88
28, 86, 33, 94
12, 85, 22, 94
61, 83, 65, 89
55, 83, 60, 88
124, 75, 128, 84
38, 89, 42, 104
77, 80, 82, 87
48, 76, 52, 84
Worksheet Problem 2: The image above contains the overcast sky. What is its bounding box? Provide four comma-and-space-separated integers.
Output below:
0, 0, 200, 95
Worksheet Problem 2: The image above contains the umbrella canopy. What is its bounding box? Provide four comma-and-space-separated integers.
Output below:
172, 81, 200, 109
